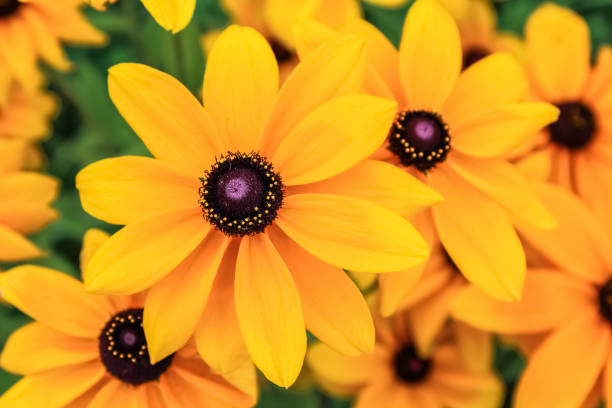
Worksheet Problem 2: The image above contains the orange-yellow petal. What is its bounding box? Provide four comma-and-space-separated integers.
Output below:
277, 193, 429, 273
235, 233, 306, 387
84, 208, 209, 294
0, 223, 42, 261
272, 94, 396, 185
108, 63, 222, 176
203, 25, 278, 153
79, 229, 110, 276
77, 156, 199, 225
141, 0, 196, 33
87, 380, 143, 408
399, 0, 461, 111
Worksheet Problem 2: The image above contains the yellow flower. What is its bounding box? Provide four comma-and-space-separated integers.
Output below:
511, 4, 612, 237
76, 26, 440, 387
0, 229, 257, 408
0, 139, 58, 262
88, 0, 195, 33
0, 0, 106, 91
308, 297, 502, 407
452, 184, 612, 408
0, 75, 57, 169
294, 0, 559, 304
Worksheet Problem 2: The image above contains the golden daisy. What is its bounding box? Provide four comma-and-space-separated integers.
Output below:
293, 0, 559, 303
452, 183, 612, 408
0, 76, 57, 169
0, 139, 58, 262
307, 298, 502, 408
0, 0, 106, 91
509, 3, 612, 236
88, 0, 195, 33
76, 26, 440, 387
0, 229, 257, 408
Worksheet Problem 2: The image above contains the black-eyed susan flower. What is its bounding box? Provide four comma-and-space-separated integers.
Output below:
511, 3, 612, 236
0, 229, 257, 408
452, 184, 612, 408
0, 0, 106, 91
308, 297, 502, 408
0, 78, 57, 169
0, 139, 58, 262
76, 26, 440, 387
88, 0, 195, 33
294, 0, 559, 304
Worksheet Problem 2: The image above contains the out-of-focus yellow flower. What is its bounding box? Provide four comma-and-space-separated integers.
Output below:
0, 229, 257, 408
308, 296, 502, 407
0, 139, 58, 262
452, 184, 612, 408
76, 26, 440, 388
0, 0, 106, 91
294, 0, 559, 304
88, 0, 195, 33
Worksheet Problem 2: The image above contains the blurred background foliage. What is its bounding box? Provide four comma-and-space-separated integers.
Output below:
0, 0, 610, 406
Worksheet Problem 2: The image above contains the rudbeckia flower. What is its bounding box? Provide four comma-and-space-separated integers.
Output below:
294, 0, 559, 303
0, 229, 257, 408
0, 76, 57, 169
0, 0, 106, 91
0, 139, 58, 262
511, 3, 612, 235
88, 0, 195, 33
76, 26, 439, 387
307, 297, 502, 407
452, 184, 612, 408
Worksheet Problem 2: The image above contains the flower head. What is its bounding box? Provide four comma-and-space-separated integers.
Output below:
0, 229, 256, 408
76, 25, 440, 387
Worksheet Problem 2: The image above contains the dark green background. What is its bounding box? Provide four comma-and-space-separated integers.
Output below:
0, 0, 609, 406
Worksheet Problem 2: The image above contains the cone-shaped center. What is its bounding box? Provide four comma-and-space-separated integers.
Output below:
99, 308, 174, 386
462, 47, 489, 70
0, 0, 20, 18
394, 345, 432, 383
388, 110, 451, 173
549, 101, 596, 150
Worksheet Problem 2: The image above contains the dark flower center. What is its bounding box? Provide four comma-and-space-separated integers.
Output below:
394, 345, 432, 383
387, 110, 451, 173
549, 101, 596, 150
599, 279, 612, 324
462, 46, 490, 70
99, 308, 173, 386
199, 152, 284, 237
0, 0, 20, 18
269, 38, 294, 64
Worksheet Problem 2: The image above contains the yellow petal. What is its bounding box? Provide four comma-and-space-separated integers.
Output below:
399, 0, 461, 111
235, 233, 306, 387
526, 3, 590, 101
0, 202, 58, 235
79, 229, 110, 276
108, 63, 222, 176
144, 231, 228, 364
277, 193, 429, 273
292, 160, 441, 218
451, 102, 559, 158
442, 53, 528, 127
293, 18, 338, 59
272, 95, 396, 185
21, 7, 71, 71
33, 1, 107, 45
263, 0, 319, 48
87, 380, 142, 408
0, 265, 114, 338
451, 270, 596, 333
84, 208, 209, 294
313, 0, 362, 29
430, 166, 525, 301
307, 342, 377, 391
516, 183, 611, 284
584, 46, 612, 103
0, 140, 26, 173
515, 313, 609, 408
270, 226, 374, 356
447, 154, 555, 229
0, 223, 42, 261
259, 35, 366, 156
196, 241, 251, 376
364, 0, 409, 7
141, 0, 196, 33
0, 18, 42, 91
0, 172, 58, 204
0, 361, 105, 408
203, 25, 278, 153
77, 156, 199, 225
1, 322, 97, 375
